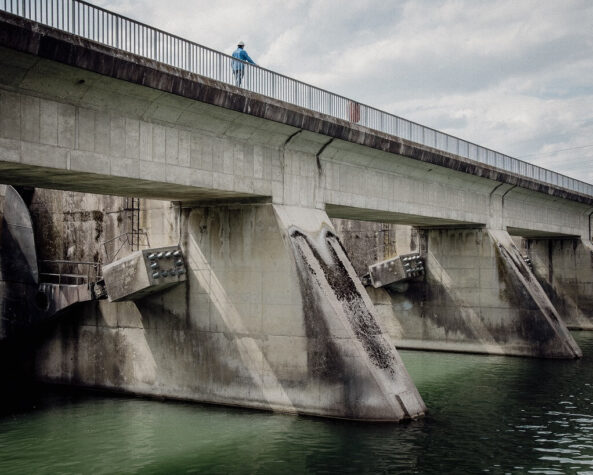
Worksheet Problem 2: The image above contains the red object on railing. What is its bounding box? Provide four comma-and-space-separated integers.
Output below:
349, 101, 360, 123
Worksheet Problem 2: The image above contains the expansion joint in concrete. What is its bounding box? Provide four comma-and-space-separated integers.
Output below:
315, 138, 334, 175
501, 185, 517, 202
488, 182, 505, 201
282, 129, 303, 148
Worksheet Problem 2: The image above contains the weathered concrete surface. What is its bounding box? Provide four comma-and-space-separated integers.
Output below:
1, 11, 591, 206
524, 238, 593, 330
1, 9, 591, 419
28, 190, 176, 265
394, 229, 581, 357
37, 282, 93, 318
333, 222, 582, 358
0, 184, 104, 347
0, 12, 592, 239
330, 218, 403, 275
34, 202, 425, 421
0, 185, 177, 341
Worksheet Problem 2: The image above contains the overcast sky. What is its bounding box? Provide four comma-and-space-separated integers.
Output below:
97, 0, 593, 183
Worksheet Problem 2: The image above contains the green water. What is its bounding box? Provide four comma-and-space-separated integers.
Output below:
3, 334, 593, 474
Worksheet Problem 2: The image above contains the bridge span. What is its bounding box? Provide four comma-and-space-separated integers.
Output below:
1, 3, 593, 422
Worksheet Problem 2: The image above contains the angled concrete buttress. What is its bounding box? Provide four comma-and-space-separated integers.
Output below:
273, 205, 425, 420
0, 185, 39, 339
0, 185, 99, 342
382, 227, 581, 358
523, 237, 593, 330
35, 202, 426, 421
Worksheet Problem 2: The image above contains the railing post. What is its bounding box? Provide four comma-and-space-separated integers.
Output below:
70, 0, 75, 34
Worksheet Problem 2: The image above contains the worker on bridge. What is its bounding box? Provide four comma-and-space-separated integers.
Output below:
232, 41, 256, 87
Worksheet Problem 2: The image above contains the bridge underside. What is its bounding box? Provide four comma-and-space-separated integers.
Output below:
506, 227, 581, 239
0, 163, 257, 202
326, 204, 481, 228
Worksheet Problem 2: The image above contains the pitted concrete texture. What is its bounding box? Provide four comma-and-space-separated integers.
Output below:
34, 202, 425, 421
330, 218, 400, 276
0, 12, 592, 237
525, 238, 593, 330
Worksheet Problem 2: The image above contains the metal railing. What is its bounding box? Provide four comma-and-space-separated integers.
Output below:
102, 230, 150, 263
2, 0, 592, 197
39, 259, 102, 286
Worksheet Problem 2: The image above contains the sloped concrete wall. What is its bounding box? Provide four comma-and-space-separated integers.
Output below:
0, 185, 39, 341
525, 238, 593, 330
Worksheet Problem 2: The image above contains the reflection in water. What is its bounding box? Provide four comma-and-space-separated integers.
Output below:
3, 333, 593, 473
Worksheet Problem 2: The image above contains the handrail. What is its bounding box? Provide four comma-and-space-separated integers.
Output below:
39, 259, 102, 286
2, 0, 591, 197
102, 230, 150, 263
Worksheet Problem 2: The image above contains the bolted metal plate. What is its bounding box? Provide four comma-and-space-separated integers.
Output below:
368, 252, 424, 288
102, 245, 187, 302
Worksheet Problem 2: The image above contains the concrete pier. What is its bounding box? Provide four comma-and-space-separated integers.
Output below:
334, 222, 582, 358
34, 202, 425, 421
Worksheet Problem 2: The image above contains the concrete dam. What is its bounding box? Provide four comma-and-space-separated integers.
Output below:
1, 3, 593, 422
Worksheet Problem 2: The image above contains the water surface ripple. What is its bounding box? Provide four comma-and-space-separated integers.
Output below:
2, 333, 593, 474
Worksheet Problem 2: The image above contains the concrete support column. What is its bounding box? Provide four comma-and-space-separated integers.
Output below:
386, 227, 581, 358
35, 202, 425, 421
525, 238, 593, 330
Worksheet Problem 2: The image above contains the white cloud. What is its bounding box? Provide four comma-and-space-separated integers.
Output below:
94, 0, 593, 182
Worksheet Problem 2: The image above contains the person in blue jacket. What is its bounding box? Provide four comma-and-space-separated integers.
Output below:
232, 41, 256, 87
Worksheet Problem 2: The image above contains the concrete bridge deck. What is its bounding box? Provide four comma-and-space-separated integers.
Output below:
0, 10, 592, 239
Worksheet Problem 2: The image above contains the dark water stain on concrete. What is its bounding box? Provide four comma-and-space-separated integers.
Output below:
526, 238, 593, 329
92, 211, 104, 242
289, 228, 396, 374
288, 231, 345, 381
494, 241, 565, 355
413, 278, 483, 341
